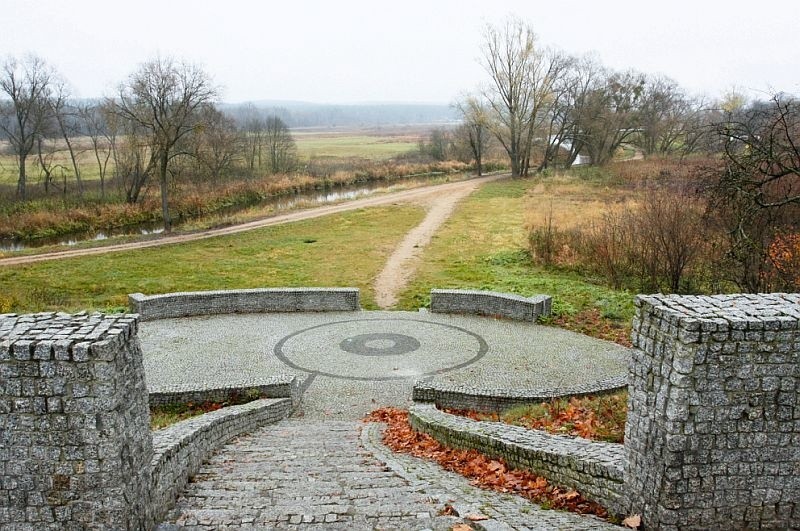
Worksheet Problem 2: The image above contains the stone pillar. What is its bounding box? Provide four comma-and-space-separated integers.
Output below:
625, 294, 799, 530
0, 312, 153, 529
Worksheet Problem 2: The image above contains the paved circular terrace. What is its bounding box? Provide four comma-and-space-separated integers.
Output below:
139, 310, 631, 419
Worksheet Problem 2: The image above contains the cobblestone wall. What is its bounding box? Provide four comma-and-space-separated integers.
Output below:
148, 376, 299, 407
626, 293, 799, 530
0, 312, 152, 528
129, 287, 361, 320
409, 404, 626, 515
430, 289, 551, 322
150, 397, 292, 524
413, 376, 627, 413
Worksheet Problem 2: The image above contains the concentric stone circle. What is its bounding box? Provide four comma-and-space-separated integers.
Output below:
339, 333, 421, 356
274, 318, 488, 381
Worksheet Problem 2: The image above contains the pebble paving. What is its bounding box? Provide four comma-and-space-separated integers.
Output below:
144, 311, 629, 529
140, 311, 630, 420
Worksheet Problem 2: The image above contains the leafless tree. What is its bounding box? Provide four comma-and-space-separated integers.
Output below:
579, 70, 645, 165
0, 55, 55, 200
264, 115, 296, 174
455, 95, 491, 175
191, 104, 240, 180
112, 57, 217, 231
481, 17, 538, 177
50, 80, 84, 196
79, 101, 115, 198
706, 93, 800, 291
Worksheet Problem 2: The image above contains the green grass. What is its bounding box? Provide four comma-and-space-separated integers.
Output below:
0, 205, 425, 313
397, 177, 635, 330
294, 134, 417, 160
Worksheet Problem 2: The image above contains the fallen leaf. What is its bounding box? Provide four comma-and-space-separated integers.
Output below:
623, 514, 642, 528
451, 525, 473, 531
439, 504, 459, 517
466, 513, 489, 521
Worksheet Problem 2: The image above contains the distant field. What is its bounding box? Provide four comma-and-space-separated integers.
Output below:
0, 131, 422, 186
293, 132, 419, 160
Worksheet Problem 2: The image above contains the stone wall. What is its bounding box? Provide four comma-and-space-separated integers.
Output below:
429, 289, 551, 322
0, 312, 152, 529
150, 397, 292, 524
129, 287, 361, 320
625, 293, 799, 530
148, 376, 299, 407
409, 404, 625, 515
413, 376, 627, 413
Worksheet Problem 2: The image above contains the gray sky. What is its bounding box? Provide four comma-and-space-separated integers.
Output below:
2, 0, 797, 104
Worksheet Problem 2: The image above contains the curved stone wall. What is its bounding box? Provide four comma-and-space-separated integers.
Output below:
412, 376, 628, 413
129, 287, 360, 321
409, 403, 625, 516
148, 376, 300, 408
430, 289, 551, 322
150, 398, 293, 524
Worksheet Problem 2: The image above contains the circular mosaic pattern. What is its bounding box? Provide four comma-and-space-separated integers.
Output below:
339, 333, 421, 356
274, 318, 487, 381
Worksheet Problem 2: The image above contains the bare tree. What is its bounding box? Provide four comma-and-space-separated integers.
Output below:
50, 80, 84, 197
580, 69, 645, 165
707, 93, 800, 291
264, 115, 296, 174
191, 104, 239, 180
79, 102, 115, 198
112, 57, 217, 231
481, 18, 537, 177
0, 55, 55, 200
455, 95, 491, 175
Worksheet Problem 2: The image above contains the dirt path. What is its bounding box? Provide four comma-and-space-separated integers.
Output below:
374, 175, 501, 308
0, 174, 507, 267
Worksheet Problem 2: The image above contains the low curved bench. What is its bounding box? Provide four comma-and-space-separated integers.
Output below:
430, 289, 551, 322
129, 287, 360, 321
412, 376, 628, 413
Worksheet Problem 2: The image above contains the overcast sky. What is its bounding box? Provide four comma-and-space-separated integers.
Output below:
2, 0, 797, 104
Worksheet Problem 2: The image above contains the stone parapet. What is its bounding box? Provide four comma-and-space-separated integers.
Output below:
429, 289, 551, 322
409, 404, 625, 515
129, 287, 360, 320
412, 376, 627, 413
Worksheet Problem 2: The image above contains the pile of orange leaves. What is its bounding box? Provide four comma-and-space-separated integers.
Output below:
364, 407, 609, 519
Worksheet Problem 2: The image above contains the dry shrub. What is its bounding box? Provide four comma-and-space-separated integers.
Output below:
766, 233, 800, 291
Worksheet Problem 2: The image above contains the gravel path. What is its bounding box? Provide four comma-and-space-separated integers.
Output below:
0, 174, 506, 267
373, 175, 501, 309
157, 420, 618, 530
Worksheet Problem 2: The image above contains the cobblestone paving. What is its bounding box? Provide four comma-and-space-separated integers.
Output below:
140, 311, 630, 420
158, 420, 618, 530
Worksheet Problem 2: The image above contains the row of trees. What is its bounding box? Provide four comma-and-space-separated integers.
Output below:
0, 56, 297, 230
459, 18, 723, 176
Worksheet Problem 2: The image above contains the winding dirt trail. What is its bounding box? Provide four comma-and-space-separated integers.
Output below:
0, 174, 507, 267
373, 173, 505, 309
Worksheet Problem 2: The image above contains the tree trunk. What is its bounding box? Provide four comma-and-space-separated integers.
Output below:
159, 152, 171, 233
16, 153, 27, 201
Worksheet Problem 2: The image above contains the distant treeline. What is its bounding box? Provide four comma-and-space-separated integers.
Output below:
220, 102, 459, 128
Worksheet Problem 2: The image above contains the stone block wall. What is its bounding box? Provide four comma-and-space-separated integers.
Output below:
129, 287, 361, 320
150, 397, 293, 523
625, 294, 799, 530
430, 289, 551, 322
0, 312, 152, 529
410, 404, 626, 515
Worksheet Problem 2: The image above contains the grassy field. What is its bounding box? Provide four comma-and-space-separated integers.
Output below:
0, 205, 425, 313
293, 132, 418, 160
396, 175, 635, 342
